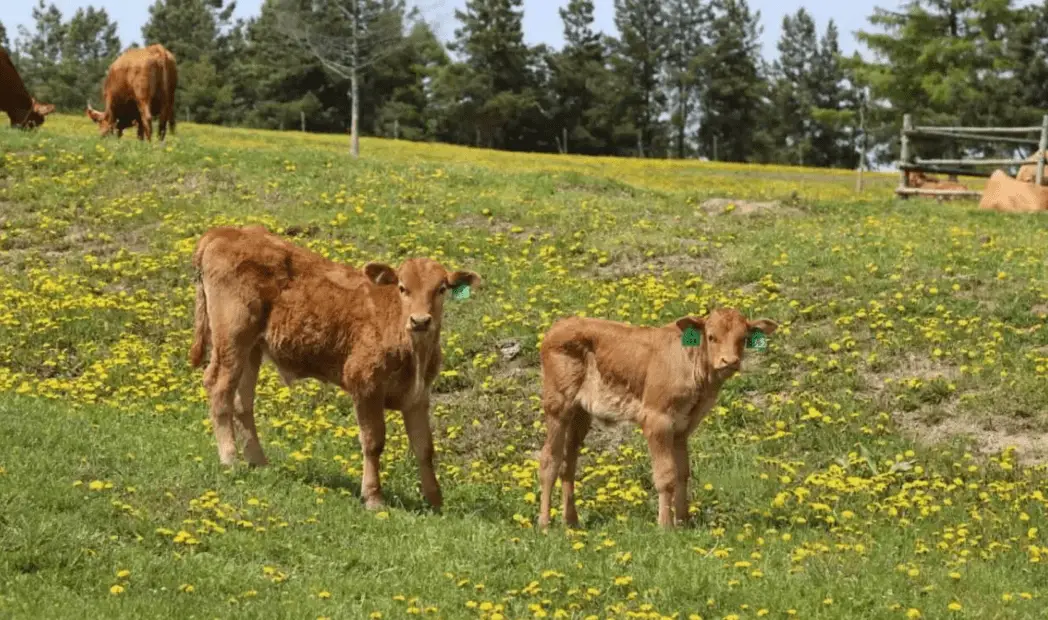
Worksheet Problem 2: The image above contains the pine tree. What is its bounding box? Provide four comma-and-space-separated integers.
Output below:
768, 8, 818, 164
697, 0, 766, 162
548, 0, 609, 154
0, 20, 10, 50
664, 0, 708, 158
1008, 2, 1048, 131
15, 1, 66, 103
449, 0, 541, 151
612, 0, 668, 157
58, 7, 121, 112
855, 0, 1022, 161
809, 20, 858, 169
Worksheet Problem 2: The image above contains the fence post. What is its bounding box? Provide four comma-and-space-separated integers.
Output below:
899, 114, 912, 199
1038, 115, 1048, 186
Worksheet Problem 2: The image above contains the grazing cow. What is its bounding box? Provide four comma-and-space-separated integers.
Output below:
189, 225, 481, 510
979, 169, 1048, 213
538, 308, 778, 528
86, 44, 177, 141
0, 46, 54, 128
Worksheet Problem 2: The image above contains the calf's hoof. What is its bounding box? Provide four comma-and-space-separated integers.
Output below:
364, 496, 386, 511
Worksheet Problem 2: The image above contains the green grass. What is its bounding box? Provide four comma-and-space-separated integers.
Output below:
1, 115, 1047, 619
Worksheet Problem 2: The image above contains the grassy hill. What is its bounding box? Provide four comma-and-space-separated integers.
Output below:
0, 115, 1045, 619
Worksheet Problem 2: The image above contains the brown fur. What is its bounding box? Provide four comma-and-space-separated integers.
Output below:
87, 44, 177, 141
0, 46, 54, 128
1016, 151, 1046, 185
190, 225, 480, 511
907, 170, 969, 195
979, 169, 1048, 213
537, 308, 778, 528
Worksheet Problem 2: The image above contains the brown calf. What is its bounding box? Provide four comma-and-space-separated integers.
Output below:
189, 225, 481, 510
538, 308, 778, 528
0, 46, 54, 128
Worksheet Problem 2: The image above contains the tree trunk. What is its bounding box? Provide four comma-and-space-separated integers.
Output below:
349, 0, 360, 158
678, 84, 687, 159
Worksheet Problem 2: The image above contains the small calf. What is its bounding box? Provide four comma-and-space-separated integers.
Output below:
538, 308, 778, 528
189, 225, 480, 510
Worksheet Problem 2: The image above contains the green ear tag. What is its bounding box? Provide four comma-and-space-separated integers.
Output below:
681, 326, 701, 347
451, 283, 471, 301
746, 329, 768, 352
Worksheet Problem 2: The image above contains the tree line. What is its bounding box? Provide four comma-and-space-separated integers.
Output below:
3, 0, 1048, 167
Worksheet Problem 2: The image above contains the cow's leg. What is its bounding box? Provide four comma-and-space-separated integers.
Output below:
136, 100, 153, 141
672, 433, 691, 525
234, 344, 267, 467
560, 409, 591, 528
354, 395, 387, 510
401, 397, 441, 509
642, 414, 677, 528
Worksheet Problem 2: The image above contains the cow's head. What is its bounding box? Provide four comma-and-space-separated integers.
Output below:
364, 258, 481, 336
86, 102, 135, 136
675, 308, 778, 380
14, 99, 54, 129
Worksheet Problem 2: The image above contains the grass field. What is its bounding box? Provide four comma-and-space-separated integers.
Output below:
1, 115, 1047, 619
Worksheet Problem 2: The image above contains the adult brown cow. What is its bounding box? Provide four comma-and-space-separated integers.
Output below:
0, 46, 54, 128
189, 225, 481, 511
538, 308, 778, 528
86, 44, 177, 141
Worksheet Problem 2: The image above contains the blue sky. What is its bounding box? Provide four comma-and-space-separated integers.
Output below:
1, 0, 895, 60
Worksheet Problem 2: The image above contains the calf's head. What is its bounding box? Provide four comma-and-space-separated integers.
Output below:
86, 102, 136, 136
364, 258, 481, 335
676, 308, 778, 379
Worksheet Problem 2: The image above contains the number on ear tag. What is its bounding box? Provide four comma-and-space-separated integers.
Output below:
681, 326, 701, 347
451, 283, 471, 301
746, 329, 768, 352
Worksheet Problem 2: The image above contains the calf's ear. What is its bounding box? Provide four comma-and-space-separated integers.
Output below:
447, 270, 482, 290
748, 318, 779, 335
364, 262, 399, 285
674, 316, 705, 332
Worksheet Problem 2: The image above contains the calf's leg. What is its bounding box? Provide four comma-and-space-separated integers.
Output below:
642, 414, 677, 528
354, 395, 387, 510
402, 398, 441, 509
234, 344, 267, 466
561, 409, 591, 527
538, 408, 570, 529
672, 434, 691, 525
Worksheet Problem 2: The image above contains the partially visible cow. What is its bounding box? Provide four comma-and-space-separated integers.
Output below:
537, 308, 779, 528
1016, 151, 1047, 185
979, 169, 1048, 213
189, 225, 481, 511
0, 46, 54, 129
87, 44, 177, 141
907, 170, 969, 192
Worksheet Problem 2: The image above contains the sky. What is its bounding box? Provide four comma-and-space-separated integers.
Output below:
1, 0, 896, 61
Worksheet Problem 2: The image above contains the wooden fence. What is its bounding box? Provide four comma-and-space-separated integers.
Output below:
895, 114, 1048, 199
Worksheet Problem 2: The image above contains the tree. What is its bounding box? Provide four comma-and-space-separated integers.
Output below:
697, 0, 766, 162
768, 8, 818, 164
547, 0, 610, 154
613, 0, 668, 157
449, 0, 544, 151
15, 2, 120, 112
809, 20, 858, 168
275, 0, 431, 157
855, 0, 1023, 163
1, 19, 10, 50
664, 0, 708, 158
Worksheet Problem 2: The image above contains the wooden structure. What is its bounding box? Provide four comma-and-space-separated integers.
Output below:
896, 114, 1048, 199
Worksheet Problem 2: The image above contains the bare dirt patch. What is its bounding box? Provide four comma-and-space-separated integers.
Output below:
896, 409, 1048, 465
699, 198, 802, 217
455, 214, 530, 238
589, 252, 722, 281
